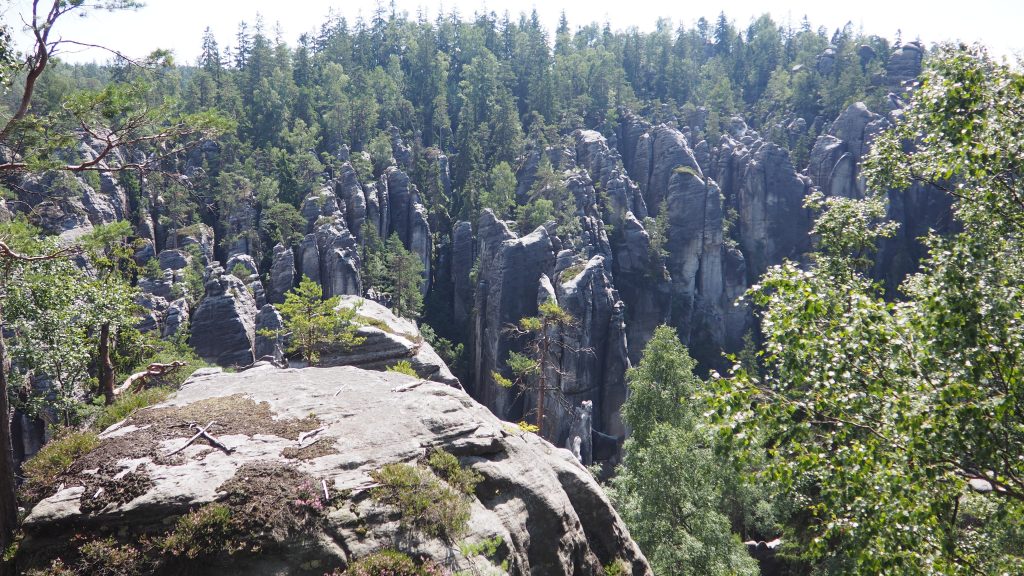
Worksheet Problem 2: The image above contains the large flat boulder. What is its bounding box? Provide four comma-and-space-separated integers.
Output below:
19, 366, 651, 576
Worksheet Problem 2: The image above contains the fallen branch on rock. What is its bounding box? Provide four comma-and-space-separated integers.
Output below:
165, 420, 234, 456
298, 426, 327, 445
114, 361, 188, 396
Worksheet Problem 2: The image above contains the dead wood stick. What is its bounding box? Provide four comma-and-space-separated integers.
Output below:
298, 436, 324, 450
191, 422, 234, 454
166, 420, 216, 456
114, 361, 188, 396
322, 479, 330, 501
298, 426, 327, 444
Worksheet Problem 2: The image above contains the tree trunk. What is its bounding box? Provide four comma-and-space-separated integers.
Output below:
537, 320, 549, 439
100, 322, 115, 405
0, 305, 19, 576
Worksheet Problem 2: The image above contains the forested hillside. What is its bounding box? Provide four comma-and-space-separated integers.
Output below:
2, 3, 1021, 575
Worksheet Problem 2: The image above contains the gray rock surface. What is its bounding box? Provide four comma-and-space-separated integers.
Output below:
451, 220, 475, 328
335, 162, 367, 241
267, 243, 296, 304
314, 221, 362, 298
553, 256, 630, 441
225, 253, 259, 277
19, 366, 651, 576
189, 270, 258, 367
887, 41, 924, 88
254, 304, 284, 360
162, 298, 190, 338
471, 211, 556, 417
616, 118, 756, 365
321, 296, 459, 387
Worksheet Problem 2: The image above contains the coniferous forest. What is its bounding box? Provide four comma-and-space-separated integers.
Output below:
1, 2, 1023, 575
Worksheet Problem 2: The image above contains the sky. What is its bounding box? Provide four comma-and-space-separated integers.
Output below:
4, 0, 1023, 65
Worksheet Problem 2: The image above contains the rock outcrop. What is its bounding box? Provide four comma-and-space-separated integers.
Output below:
188, 269, 258, 367
321, 296, 460, 387
616, 115, 754, 364
471, 212, 556, 416
267, 243, 296, 304
19, 365, 652, 576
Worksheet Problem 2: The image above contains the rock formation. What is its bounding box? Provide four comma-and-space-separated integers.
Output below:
188, 268, 258, 367
321, 296, 460, 387
18, 365, 652, 576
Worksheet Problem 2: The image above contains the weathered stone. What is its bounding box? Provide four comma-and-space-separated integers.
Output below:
173, 224, 215, 264
322, 296, 459, 387
451, 221, 475, 328
471, 211, 555, 418
19, 366, 652, 576
553, 256, 630, 442
254, 304, 284, 360
336, 162, 366, 241
887, 41, 924, 88
157, 249, 190, 271
267, 243, 296, 304
315, 222, 361, 298
225, 253, 259, 278
298, 233, 321, 284
162, 298, 190, 339
189, 271, 258, 367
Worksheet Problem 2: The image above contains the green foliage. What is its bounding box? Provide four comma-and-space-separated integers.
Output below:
515, 198, 555, 232
515, 421, 539, 434
370, 461, 472, 541
386, 360, 418, 378
478, 161, 517, 218
419, 323, 465, 377
713, 45, 1024, 575
368, 132, 395, 175
20, 431, 99, 500
76, 538, 144, 576
333, 550, 446, 576
602, 559, 630, 576
92, 387, 172, 432
458, 535, 509, 573
229, 262, 252, 281
426, 449, 482, 497
496, 301, 577, 437
611, 326, 759, 576
360, 221, 388, 293
619, 326, 700, 444
161, 504, 234, 559
275, 276, 365, 364
260, 202, 305, 246
383, 233, 425, 319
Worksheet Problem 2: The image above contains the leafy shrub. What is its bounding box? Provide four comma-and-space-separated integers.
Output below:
77, 538, 144, 576
459, 536, 509, 572
25, 559, 76, 576
603, 559, 630, 576
370, 462, 471, 541
229, 262, 252, 281
20, 431, 99, 501
161, 504, 234, 559
426, 449, 482, 496
386, 360, 418, 378
330, 550, 446, 575
93, 387, 172, 432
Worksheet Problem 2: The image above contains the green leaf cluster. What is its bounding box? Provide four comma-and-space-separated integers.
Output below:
715, 45, 1024, 575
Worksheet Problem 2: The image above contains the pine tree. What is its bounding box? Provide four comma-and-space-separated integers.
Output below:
276, 276, 364, 365
492, 300, 575, 438
383, 233, 424, 319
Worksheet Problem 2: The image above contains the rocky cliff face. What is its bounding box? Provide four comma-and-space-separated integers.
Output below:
18, 365, 652, 576
5, 42, 945, 472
